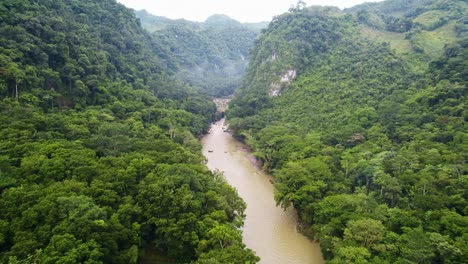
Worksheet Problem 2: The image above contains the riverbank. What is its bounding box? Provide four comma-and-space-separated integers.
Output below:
202, 119, 323, 264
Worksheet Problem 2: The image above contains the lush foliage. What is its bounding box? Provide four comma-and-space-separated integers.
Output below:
348, 0, 467, 58
228, 1, 467, 263
137, 12, 264, 97
0, 0, 257, 263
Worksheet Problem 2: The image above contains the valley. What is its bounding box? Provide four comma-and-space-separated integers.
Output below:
0, 0, 466, 263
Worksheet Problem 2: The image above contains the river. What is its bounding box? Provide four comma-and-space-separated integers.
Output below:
201, 119, 324, 264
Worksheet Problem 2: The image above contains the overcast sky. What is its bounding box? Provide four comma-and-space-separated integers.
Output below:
116, 0, 383, 23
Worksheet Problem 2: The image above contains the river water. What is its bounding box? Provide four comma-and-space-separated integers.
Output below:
201, 119, 324, 264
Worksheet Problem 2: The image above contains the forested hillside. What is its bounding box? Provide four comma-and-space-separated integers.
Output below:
137, 11, 266, 97
0, 0, 258, 263
228, 0, 467, 263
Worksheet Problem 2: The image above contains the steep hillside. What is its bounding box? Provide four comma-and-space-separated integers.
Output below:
136, 11, 266, 97
349, 0, 467, 59
228, 1, 467, 263
0, 0, 258, 263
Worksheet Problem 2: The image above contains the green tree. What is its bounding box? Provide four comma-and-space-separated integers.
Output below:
399, 227, 435, 263
330, 246, 371, 264
42, 234, 103, 264
4, 63, 25, 100
344, 218, 385, 251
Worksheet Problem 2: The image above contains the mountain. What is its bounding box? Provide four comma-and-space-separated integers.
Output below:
228, 0, 467, 263
136, 11, 267, 97
204, 14, 243, 27
0, 0, 257, 263
135, 9, 197, 32
346, 0, 467, 59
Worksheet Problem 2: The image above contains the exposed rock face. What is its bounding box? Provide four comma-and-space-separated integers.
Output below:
269, 69, 297, 96
281, 69, 297, 82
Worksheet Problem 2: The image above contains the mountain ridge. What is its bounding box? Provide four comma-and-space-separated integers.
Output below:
136, 10, 266, 97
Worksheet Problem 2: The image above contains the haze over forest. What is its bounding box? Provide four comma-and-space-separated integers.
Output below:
0, 0, 466, 263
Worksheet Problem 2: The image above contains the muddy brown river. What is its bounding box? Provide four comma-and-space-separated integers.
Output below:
202, 119, 324, 264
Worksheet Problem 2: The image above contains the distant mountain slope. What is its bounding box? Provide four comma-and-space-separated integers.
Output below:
136, 11, 267, 97
348, 0, 467, 59
228, 1, 467, 263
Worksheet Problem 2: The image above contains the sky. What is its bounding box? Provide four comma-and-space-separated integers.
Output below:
116, 0, 383, 23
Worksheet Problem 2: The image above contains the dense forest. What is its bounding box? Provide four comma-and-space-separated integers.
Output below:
136, 11, 266, 97
0, 0, 258, 263
1, 0, 466, 263
228, 0, 467, 263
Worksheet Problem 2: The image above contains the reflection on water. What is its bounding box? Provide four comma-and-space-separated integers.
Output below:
202, 119, 324, 264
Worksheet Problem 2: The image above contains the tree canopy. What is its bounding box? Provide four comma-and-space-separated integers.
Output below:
228, 0, 467, 262
0, 0, 257, 263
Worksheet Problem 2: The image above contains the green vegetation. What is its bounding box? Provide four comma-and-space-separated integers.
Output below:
0, 0, 258, 263
413, 10, 451, 28
350, 0, 466, 60
360, 26, 412, 54
135, 10, 176, 32
411, 21, 457, 58
1, 0, 466, 262
228, 0, 467, 263
137, 12, 265, 97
